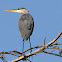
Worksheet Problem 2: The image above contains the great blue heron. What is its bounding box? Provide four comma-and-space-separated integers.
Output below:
5, 8, 34, 52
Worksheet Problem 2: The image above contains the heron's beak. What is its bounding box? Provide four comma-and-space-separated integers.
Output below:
5, 10, 23, 13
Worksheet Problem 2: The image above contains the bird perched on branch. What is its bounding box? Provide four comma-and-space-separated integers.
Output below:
5, 8, 34, 52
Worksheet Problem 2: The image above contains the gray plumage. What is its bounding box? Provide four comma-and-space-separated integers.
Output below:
18, 14, 34, 41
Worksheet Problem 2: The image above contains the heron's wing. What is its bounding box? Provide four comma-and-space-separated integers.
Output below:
26, 20, 34, 30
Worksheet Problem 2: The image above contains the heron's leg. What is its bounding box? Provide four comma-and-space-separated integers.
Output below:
29, 37, 32, 53
23, 39, 24, 52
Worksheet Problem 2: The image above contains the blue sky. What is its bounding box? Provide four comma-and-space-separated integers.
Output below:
0, 0, 62, 62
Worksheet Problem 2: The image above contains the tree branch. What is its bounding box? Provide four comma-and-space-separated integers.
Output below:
9, 31, 62, 62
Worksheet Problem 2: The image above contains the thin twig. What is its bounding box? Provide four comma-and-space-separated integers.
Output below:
43, 51, 62, 57
0, 51, 22, 57
23, 46, 42, 53
46, 31, 62, 47
1, 54, 7, 62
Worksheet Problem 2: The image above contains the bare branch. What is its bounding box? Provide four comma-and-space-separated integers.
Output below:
0, 31, 62, 62
46, 31, 62, 47
0, 50, 23, 57
10, 31, 62, 62
43, 51, 62, 57
22, 46, 42, 53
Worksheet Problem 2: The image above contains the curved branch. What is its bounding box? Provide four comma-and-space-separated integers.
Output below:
10, 31, 62, 62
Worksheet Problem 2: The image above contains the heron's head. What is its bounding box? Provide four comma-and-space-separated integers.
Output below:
5, 8, 29, 14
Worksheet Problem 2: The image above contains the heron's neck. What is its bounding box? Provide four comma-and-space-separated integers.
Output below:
23, 12, 29, 14
22, 9, 29, 14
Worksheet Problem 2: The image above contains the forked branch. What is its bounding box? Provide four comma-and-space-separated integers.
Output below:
0, 31, 62, 62
10, 31, 62, 62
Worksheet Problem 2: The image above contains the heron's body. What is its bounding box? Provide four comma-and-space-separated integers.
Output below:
18, 14, 34, 41
5, 8, 34, 52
